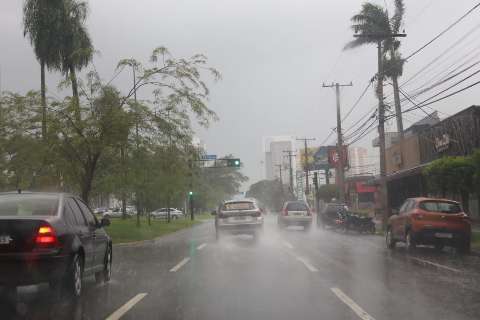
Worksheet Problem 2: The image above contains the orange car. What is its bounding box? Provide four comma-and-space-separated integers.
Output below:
386, 197, 471, 253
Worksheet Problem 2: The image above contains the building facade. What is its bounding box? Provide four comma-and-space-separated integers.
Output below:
263, 136, 296, 185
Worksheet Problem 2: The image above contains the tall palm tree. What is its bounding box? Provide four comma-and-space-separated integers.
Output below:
345, 0, 405, 137
58, 0, 94, 120
23, 0, 63, 140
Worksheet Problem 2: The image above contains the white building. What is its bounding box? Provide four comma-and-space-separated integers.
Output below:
263, 136, 296, 185
348, 146, 369, 176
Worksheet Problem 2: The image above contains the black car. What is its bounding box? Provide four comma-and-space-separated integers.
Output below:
0, 192, 112, 298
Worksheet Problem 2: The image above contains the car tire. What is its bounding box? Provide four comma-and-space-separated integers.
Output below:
95, 246, 112, 284
405, 231, 416, 251
66, 254, 83, 298
386, 228, 396, 249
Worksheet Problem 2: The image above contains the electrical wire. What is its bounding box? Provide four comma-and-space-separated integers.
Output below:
341, 81, 373, 123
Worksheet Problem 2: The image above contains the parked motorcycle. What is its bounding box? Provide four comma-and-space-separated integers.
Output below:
343, 212, 376, 234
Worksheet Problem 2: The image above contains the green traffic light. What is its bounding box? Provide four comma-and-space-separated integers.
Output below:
234, 160, 240, 167
188, 191, 193, 196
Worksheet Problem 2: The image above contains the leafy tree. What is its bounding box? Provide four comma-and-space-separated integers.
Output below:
423, 156, 475, 212
345, 0, 405, 135
246, 179, 292, 212
57, 0, 94, 119
317, 184, 339, 203
23, 0, 63, 140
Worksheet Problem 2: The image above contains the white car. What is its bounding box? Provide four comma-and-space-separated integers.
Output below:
103, 207, 135, 218
151, 208, 184, 220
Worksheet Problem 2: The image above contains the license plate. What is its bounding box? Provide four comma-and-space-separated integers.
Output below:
435, 233, 452, 239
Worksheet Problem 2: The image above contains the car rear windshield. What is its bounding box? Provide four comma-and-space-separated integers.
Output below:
326, 205, 346, 213
419, 201, 461, 214
0, 194, 59, 216
286, 202, 308, 211
222, 202, 255, 211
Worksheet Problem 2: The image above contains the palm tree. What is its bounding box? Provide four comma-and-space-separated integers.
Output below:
58, 0, 94, 120
345, 0, 405, 137
23, 0, 63, 140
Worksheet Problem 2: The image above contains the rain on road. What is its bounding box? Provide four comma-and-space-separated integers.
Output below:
2, 216, 480, 320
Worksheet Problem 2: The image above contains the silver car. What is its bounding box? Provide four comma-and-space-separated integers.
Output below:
214, 200, 264, 240
277, 201, 313, 231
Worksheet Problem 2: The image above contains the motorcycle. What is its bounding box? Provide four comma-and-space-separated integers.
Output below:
343, 212, 376, 234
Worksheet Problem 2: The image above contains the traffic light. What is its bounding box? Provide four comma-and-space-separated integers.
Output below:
227, 158, 241, 167
188, 191, 194, 196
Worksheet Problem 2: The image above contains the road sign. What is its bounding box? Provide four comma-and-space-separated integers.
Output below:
200, 154, 217, 161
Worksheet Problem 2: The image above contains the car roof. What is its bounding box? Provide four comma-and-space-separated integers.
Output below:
408, 197, 460, 203
224, 199, 255, 204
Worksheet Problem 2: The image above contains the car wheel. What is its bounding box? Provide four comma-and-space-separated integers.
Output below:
405, 231, 416, 251
386, 228, 396, 249
95, 246, 112, 284
67, 254, 83, 297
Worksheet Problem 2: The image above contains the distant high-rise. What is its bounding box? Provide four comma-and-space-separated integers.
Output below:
348, 146, 369, 176
263, 136, 296, 184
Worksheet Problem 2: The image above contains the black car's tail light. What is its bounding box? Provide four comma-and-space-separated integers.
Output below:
35, 224, 58, 248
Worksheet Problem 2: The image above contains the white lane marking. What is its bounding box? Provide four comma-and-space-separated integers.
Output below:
282, 241, 294, 249
296, 256, 318, 272
331, 288, 376, 320
197, 243, 207, 250
105, 293, 147, 320
169, 257, 191, 272
411, 257, 461, 273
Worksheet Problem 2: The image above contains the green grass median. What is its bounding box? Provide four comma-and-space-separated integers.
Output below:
105, 213, 212, 244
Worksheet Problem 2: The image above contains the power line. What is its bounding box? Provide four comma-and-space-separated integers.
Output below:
404, 2, 480, 61
342, 81, 372, 122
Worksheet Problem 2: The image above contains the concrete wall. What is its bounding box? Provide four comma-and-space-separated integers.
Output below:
385, 135, 421, 175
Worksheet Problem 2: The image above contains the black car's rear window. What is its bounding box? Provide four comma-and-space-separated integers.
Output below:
222, 202, 255, 211
0, 194, 59, 216
419, 201, 461, 214
286, 202, 308, 211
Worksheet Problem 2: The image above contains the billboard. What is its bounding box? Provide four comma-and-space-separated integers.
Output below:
313, 146, 348, 170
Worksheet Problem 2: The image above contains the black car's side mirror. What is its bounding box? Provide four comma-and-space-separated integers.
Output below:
211, 210, 217, 216
100, 217, 111, 227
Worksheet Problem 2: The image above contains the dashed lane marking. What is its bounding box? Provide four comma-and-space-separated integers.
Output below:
296, 256, 319, 272
105, 293, 147, 320
197, 243, 207, 250
282, 241, 294, 249
331, 288, 376, 320
169, 257, 191, 272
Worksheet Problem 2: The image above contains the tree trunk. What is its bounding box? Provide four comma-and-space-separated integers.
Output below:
392, 75, 404, 139
69, 65, 81, 121
461, 192, 470, 214
40, 61, 47, 140
121, 146, 127, 220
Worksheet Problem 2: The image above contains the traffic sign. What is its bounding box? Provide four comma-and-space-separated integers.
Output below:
200, 154, 217, 161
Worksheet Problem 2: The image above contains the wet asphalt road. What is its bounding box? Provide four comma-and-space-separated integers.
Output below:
1, 215, 480, 320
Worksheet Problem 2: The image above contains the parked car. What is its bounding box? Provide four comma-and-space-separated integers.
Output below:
278, 201, 313, 231
0, 192, 112, 298
386, 197, 471, 253
93, 207, 107, 215
213, 199, 264, 240
151, 208, 184, 220
103, 207, 135, 219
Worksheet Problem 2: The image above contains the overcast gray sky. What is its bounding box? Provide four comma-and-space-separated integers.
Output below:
2, 0, 480, 188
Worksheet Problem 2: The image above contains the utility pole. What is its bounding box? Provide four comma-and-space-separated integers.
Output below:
275, 164, 285, 201
313, 172, 319, 214
322, 82, 352, 203
353, 32, 406, 229
283, 150, 296, 195
296, 138, 316, 195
